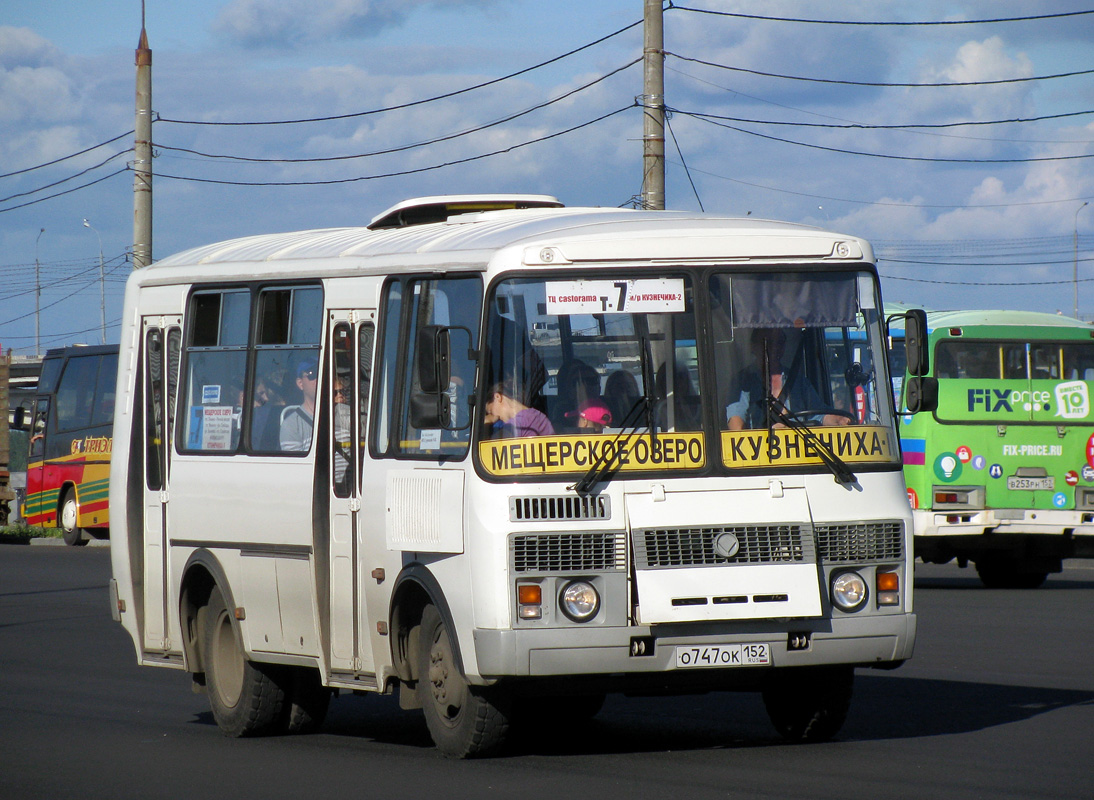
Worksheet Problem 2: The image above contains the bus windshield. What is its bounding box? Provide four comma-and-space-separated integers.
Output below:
478, 269, 898, 478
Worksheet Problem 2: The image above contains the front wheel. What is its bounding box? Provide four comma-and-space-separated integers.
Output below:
60, 490, 87, 546
203, 586, 288, 737
762, 665, 854, 742
417, 604, 510, 758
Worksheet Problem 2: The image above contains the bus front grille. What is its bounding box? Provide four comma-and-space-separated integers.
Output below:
815, 520, 904, 563
511, 532, 626, 573
509, 495, 611, 522
634, 524, 812, 569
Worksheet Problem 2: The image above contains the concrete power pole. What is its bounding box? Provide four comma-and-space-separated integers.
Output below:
133, 25, 153, 268
642, 0, 666, 211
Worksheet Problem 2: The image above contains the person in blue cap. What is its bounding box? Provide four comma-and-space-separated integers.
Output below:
280, 358, 318, 451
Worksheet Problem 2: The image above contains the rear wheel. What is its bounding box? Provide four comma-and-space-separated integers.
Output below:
762, 665, 854, 742
417, 604, 510, 758
59, 490, 87, 546
203, 586, 288, 737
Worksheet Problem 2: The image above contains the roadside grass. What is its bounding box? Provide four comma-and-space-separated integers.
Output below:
0, 524, 64, 544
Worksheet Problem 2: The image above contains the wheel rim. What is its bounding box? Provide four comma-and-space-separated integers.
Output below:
426, 624, 467, 727
211, 610, 245, 708
61, 496, 77, 532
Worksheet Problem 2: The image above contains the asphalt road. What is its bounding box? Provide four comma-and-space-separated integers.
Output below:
1, 545, 1091, 800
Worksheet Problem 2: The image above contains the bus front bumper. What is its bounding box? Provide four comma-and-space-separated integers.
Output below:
471, 613, 916, 681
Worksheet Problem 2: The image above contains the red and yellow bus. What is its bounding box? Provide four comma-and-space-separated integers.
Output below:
24, 344, 118, 545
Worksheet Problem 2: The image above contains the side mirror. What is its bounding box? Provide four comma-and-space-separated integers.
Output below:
904, 309, 930, 377
416, 325, 451, 393
905, 375, 939, 414
11, 406, 28, 430
409, 392, 451, 430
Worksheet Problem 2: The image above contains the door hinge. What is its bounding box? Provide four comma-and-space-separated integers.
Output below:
349, 497, 361, 512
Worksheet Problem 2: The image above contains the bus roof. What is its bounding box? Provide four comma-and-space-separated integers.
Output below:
925, 309, 1091, 331
147, 200, 873, 275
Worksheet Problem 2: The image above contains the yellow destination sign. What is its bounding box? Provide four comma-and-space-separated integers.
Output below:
480, 432, 705, 477
721, 425, 898, 468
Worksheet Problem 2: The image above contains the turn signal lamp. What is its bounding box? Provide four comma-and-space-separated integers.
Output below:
877, 571, 900, 606
517, 583, 542, 619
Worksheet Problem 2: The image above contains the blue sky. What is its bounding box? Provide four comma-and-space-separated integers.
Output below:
2, 1, 1093, 355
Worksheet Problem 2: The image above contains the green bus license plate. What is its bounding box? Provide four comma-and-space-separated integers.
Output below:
1006, 476, 1054, 491
675, 643, 770, 668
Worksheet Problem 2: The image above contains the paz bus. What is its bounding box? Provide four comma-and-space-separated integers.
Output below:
892, 308, 1094, 588
23, 344, 118, 545
108, 195, 927, 757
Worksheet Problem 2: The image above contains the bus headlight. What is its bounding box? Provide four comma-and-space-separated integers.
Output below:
559, 580, 600, 622
830, 571, 868, 612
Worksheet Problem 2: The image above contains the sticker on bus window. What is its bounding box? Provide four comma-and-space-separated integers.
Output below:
545, 279, 685, 315
479, 432, 705, 476
202, 384, 222, 404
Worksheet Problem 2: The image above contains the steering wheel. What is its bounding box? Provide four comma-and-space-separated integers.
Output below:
782, 408, 856, 426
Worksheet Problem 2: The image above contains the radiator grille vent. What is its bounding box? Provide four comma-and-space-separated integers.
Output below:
511, 532, 626, 573
815, 520, 904, 562
634, 524, 813, 569
509, 495, 610, 522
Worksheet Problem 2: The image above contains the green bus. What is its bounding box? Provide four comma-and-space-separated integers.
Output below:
892, 309, 1094, 587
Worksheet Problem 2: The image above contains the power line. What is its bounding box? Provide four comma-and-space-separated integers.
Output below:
668, 5, 1094, 26
157, 20, 642, 128
0, 130, 134, 180
680, 112, 1094, 164
0, 168, 130, 214
153, 105, 634, 187
665, 52, 1094, 89
154, 60, 640, 164
0, 150, 132, 204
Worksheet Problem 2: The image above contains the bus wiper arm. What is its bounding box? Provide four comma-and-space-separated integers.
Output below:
569, 396, 649, 496
766, 396, 856, 486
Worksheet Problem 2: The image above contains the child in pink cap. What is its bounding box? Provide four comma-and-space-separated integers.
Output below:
566, 399, 613, 433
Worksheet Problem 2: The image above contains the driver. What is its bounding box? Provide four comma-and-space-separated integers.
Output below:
726, 327, 850, 430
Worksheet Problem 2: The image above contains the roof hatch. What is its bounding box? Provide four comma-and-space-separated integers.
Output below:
367, 194, 563, 230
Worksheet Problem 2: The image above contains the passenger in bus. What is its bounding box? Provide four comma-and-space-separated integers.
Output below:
604, 369, 641, 424
332, 378, 352, 485
280, 359, 318, 451
552, 359, 601, 429
655, 362, 702, 431
726, 328, 849, 430
565, 399, 612, 434
484, 378, 554, 438
250, 377, 282, 450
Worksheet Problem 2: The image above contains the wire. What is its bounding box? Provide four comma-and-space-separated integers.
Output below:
0, 168, 130, 214
0, 150, 132, 204
157, 21, 642, 128
880, 274, 1094, 286
664, 113, 703, 211
154, 59, 641, 164
680, 112, 1094, 164
0, 130, 134, 180
664, 156, 1094, 209
665, 52, 1094, 88
667, 5, 1094, 26
152, 105, 634, 187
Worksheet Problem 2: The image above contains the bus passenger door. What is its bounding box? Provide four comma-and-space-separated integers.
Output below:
327, 312, 376, 677
141, 317, 182, 654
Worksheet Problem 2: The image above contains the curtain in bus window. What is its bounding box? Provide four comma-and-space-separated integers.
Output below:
730, 273, 857, 329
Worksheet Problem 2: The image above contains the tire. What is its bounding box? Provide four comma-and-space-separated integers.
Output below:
762, 665, 854, 743
60, 490, 87, 546
975, 560, 1048, 589
282, 667, 331, 735
417, 604, 510, 758
203, 586, 288, 737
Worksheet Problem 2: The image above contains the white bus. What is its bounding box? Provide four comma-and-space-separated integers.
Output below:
109, 195, 924, 757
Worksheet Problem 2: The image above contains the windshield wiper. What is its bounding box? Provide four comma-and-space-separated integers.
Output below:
765, 395, 857, 486
570, 336, 656, 496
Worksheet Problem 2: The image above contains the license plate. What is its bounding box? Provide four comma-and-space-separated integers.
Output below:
1007, 476, 1054, 491
675, 643, 770, 668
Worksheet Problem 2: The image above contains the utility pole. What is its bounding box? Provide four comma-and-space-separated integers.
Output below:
83, 219, 106, 344
133, 16, 153, 268
641, 0, 665, 210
